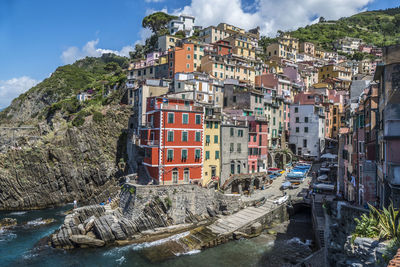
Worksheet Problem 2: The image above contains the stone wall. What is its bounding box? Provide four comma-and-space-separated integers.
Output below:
120, 183, 242, 222
343, 236, 387, 267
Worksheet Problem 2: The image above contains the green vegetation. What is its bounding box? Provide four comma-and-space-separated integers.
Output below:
288, 7, 400, 49
142, 11, 177, 34
352, 203, 400, 263
92, 111, 104, 123
258, 6, 400, 53
353, 203, 400, 240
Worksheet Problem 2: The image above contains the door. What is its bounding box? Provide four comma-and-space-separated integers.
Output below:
211, 167, 216, 178
172, 171, 178, 184
184, 169, 189, 183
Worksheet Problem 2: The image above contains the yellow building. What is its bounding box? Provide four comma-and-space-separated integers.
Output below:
225, 35, 256, 59
201, 54, 255, 84
157, 35, 181, 51
203, 111, 222, 186
217, 23, 245, 35
318, 64, 352, 87
266, 43, 296, 61
278, 34, 299, 52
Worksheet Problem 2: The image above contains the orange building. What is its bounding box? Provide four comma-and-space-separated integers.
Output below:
168, 43, 194, 79
140, 97, 204, 185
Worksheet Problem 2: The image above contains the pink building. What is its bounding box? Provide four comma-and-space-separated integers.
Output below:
248, 117, 269, 173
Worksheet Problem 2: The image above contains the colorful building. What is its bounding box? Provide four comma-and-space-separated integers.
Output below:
140, 97, 204, 185
247, 117, 268, 173
203, 107, 222, 186
168, 43, 195, 79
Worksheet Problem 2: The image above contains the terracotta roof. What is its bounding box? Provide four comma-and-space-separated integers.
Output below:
388, 248, 400, 267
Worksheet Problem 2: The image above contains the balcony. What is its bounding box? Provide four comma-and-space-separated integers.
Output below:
142, 122, 155, 128
143, 139, 159, 146
159, 103, 204, 112
205, 114, 222, 121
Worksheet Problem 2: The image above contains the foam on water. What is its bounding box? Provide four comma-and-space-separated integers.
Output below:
103, 231, 190, 257
174, 249, 201, 256
286, 237, 312, 247
116, 256, 126, 265
26, 218, 48, 226
8, 211, 27, 216
0, 228, 17, 242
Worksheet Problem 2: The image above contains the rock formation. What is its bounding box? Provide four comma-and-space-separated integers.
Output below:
51, 183, 241, 249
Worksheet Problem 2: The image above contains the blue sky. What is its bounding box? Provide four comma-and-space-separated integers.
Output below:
0, 0, 398, 108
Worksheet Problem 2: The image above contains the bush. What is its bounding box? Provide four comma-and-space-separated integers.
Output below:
92, 111, 103, 123
72, 114, 85, 127
164, 197, 172, 209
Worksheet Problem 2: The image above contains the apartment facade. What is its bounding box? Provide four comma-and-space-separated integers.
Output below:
140, 97, 204, 185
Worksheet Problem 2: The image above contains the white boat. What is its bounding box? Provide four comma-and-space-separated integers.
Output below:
317, 174, 328, 181
313, 183, 335, 191
273, 195, 289, 204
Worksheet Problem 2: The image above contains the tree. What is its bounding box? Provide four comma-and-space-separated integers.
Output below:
129, 44, 145, 60
174, 30, 186, 38
142, 12, 177, 34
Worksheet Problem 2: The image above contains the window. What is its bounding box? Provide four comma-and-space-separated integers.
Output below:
231, 162, 235, 174
195, 132, 201, 142
195, 114, 201, 124
237, 143, 241, 153
230, 128, 234, 136
305, 117, 309, 123
253, 135, 257, 142
195, 149, 201, 159
238, 129, 243, 137
167, 149, 174, 161
230, 143, 234, 152
215, 151, 220, 159
304, 127, 309, 133
168, 113, 174, 123
214, 135, 218, 144
206, 135, 210, 144
205, 151, 210, 160
296, 117, 299, 123
237, 164, 241, 174
186, 63, 190, 69
294, 107, 298, 113
167, 131, 174, 142
303, 139, 307, 148
184, 169, 189, 183
182, 113, 189, 124
296, 127, 299, 133
233, 96, 237, 103
182, 131, 188, 142
187, 54, 191, 59
182, 149, 188, 159
187, 46, 191, 51
214, 122, 218, 129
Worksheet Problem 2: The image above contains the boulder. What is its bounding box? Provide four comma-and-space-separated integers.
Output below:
78, 224, 86, 235
84, 216, 95, 232
0, 218, 17, 228
250, 222, 263, 235
69, 235, 105, 247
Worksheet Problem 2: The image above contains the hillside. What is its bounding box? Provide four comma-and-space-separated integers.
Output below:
0, 54, 132, 210
288, 6, 400, 50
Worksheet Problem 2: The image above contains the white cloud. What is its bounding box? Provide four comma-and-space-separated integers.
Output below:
135, 28, 153, 45
175, 0, 373, 36
61, 39, 135, 64
0, 76, 39, 109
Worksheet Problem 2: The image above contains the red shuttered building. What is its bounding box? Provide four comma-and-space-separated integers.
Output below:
140, 97, 204, 185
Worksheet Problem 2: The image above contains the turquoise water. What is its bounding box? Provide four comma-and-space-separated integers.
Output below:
0, 206, 313, 267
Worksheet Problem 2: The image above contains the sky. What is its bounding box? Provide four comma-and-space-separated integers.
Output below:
0, 0, 398, 109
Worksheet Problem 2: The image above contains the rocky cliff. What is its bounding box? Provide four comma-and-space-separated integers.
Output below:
0, 105, 130, 210
0, 54, 131, 210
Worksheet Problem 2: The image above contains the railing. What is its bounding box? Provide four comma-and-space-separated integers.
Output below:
143, 140, 159, 146
159, 104, 204, 112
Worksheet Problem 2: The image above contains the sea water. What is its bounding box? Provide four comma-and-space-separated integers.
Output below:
0, 206, 314, 267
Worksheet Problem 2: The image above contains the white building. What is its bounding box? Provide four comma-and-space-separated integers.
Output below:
334, 37, 363, 55
169, 72, 218, 105
168, 15, 195, 37
289, 93, 325, 160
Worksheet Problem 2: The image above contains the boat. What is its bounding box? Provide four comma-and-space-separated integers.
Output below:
254, 197, 266, 207
317, 174, 328, 181
281, 181, 291, 190
313, 183, 335, 191
273, 195, 289, 204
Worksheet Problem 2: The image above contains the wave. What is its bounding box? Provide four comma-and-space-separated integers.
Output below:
103, 231, 190, 257
174, 249, 201, 256
0, 228, 17, 242
115, 256, 126, 265
8, 211, 27, 216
